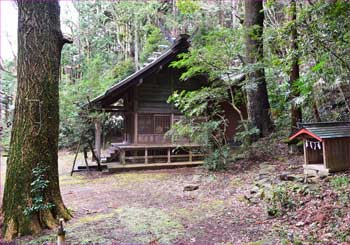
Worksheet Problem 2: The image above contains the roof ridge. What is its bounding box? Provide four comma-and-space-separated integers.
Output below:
299, 121, 350, 128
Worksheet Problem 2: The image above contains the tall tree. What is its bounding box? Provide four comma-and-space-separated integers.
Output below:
289, 0, 302, 132
244, 0, 273, 137
2, 0, 72, 240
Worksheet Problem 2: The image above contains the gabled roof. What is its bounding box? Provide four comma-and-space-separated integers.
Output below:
289, 122, 350, 141
87, 34, 190, 108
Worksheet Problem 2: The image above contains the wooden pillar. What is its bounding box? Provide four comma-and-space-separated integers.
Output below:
303, 139, 309, 165
170, 113, 174, 144
322, 141, 327, 169
95, 120, 102, 162
145, 148, 148, 164
134, 112, 138, 144
120, 150, 126, 165
167, 148, 171, 163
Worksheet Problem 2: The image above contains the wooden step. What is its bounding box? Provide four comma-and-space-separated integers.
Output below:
106, 161, 203, 173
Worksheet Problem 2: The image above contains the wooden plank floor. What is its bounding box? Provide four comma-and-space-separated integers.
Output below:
106, 161, 203, 173
111, 143, 201, 150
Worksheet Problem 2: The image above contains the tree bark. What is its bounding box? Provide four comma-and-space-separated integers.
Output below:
134, 17, 139, 70
289, 0, 302, 133
244, 0, 273, 137
313, 100, 321, 122
2, 0, 72, 240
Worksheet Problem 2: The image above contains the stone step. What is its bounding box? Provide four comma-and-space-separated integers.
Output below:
106, 161, 203, 173
303, 164, 329, 177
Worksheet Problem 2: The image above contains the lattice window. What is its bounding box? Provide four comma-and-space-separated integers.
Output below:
138, 114, 171, 134
154, 114, 170, 134
138, 114, 153, 134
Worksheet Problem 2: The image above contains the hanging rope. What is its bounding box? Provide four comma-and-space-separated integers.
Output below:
305, 139, 322, 150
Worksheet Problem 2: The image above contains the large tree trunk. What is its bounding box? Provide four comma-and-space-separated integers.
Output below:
289, 0, 302, 133
2, 0, 72, 240
244, 0, 273, 137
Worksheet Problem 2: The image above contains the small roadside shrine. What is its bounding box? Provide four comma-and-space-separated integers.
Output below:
289, 122, 350, 176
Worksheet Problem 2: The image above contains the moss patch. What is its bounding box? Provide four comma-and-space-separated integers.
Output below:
59, 174, 86, 185
27, 234, 56, 244
75, 212, 116, 224
230, 177, 243, 187
117, 206, 184, 244
109, 172, 170, 187
172, 199, 227, 222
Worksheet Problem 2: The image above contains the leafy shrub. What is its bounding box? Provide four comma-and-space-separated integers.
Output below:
24, 166, 55, 216
264, 184, 296, 217
204, 145, 231, 170
234, 121, 260, 149
330, 176, 350, 190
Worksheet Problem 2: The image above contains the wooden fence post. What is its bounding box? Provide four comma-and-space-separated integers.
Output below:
57, 218, 66, 245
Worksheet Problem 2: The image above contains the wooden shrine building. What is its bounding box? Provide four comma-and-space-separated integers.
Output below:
87, 35, 242, 171
289, 122, 350, 176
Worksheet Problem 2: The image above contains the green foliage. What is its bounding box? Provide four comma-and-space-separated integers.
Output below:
141, 26, 168, 62
176, 0, 200, 15
167, 27, 253, 168
204, 145, 230, 170
0, 60, 17, 151
167, 87, 231, 170
234, 121, 260, 149
171, 27, 244, 81
264, 0, 350, 125
330, 176, 350, 190
57, 0, 350, 152
111, 58, 135, 81
23, 166, 55, 216
263, 183, 296, 217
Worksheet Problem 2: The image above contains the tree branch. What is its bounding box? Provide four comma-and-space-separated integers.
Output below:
62, 34, 73, 44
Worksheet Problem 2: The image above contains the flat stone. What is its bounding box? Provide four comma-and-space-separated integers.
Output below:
184, 185, 199, 191
279, 173, 296, 181
250, 186, 260, 194
296, 221, 305, 227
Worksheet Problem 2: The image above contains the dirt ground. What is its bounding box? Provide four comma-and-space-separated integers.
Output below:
1, 144, 302, 244
9, 136, 346, 244
2, 134, 350, 244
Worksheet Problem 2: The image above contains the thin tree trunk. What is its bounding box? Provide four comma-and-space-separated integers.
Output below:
173, 0, 178, 37
244, 0, 273, 138
289, 0, 302, 133
231, 0, 240, 28
313, 100, 321, 122
134, 18, 139, 70
2, 0, 72, 240
219, 0, 225, 26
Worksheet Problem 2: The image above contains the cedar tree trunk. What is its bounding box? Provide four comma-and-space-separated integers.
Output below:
289, 0, 302, 132
2, 0, 72, 240
244, 0, 273, 137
